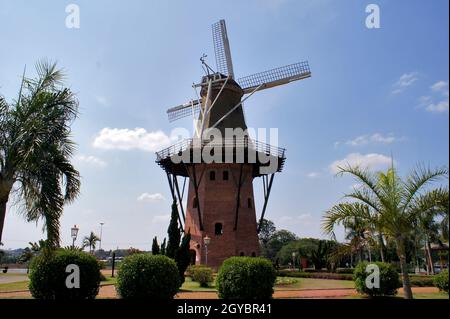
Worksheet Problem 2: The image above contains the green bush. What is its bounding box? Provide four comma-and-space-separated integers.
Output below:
353, 262, 401, 297
29, 249, 101, 299
336, 268, 355, 274
409, 275, 434, 287
98, 260, 107, 270
216, 257, 276, 299
433, 269, 449, 293
190, 266, 214, 287
116, 254, 180, 299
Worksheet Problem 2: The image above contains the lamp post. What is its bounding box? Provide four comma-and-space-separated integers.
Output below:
292, 252, 297, 270
71, 225, 79, 249
203, 235, 211, 266
99, 222, 104, 250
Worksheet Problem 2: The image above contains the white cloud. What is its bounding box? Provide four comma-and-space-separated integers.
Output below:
337, 133, 402, 147
306, 172, 320, 178
392, 72, 418, 94
93, 128, 175, 152
137, 192, 166, 202
431, 81, 449, 96
329, 153, 392, 174
426, 100, 449, 113
278, 213, 312, 223
419, 80, 449, 113
76, 155, 107, 168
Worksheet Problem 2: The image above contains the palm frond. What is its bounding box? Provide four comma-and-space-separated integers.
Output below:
402, 164, 448, 213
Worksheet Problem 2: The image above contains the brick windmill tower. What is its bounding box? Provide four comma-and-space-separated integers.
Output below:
156, 20, 311, 268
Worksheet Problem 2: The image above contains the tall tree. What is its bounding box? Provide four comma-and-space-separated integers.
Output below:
166, 201, 181, 259
322, 164, 448, 299
0, 61, 80, 247
82, 231, 100, 253
152, 236, 160, 255
257, 219, 276, 250
175, 230, 191, 285
160, 238, 167, 256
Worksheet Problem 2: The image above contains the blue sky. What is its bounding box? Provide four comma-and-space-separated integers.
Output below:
0, 0, 448, 250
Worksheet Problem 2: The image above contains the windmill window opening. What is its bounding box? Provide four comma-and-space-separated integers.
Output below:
210, 171, 216, 181
223, 170, 229, 180
247, 198, 253, 208
215, 223, 223, 236
193, 197, 198, 208
240, 252, 245, 256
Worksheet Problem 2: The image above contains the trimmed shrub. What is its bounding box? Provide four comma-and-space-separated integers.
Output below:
190, 266, 214, 287
116, 254, 180, 299
216, 257, 276, 299
409, 275, 434, 287
433, 269, 449, 293
29, 249, 101, 299
336, 268, 355, 274
353, 262, 401, 297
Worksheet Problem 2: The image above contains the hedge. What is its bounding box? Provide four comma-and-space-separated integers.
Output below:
116, 254, 180, 299
217, 257, 276, 299
29, 249, 101, 299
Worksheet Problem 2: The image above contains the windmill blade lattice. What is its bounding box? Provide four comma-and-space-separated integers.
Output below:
238, 62, 311, 94
212, 20, 234, 78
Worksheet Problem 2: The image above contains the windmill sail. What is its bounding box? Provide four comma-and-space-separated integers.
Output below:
167, 99, 201, 122
237, 62, 311, 94
212, 20, 234, 78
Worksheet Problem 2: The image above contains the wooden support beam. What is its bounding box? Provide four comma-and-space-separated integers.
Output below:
234, 164, 244, 231
166, 172, 184, 229
257, 173, 275, 233
173, 175, 186, 223
191, 164, 204, 231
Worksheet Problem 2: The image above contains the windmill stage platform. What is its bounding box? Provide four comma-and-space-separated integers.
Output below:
155, 137, 286, 178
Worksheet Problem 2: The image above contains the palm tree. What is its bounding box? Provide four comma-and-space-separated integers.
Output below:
82, 232, 100, 253
323, 164, 447, 299
0, 60, 80, 247
414, 187, 449, 274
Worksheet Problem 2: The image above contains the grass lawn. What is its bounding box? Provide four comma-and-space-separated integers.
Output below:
179, 276, 355, 292
0, 274, 116, 293
347, 292, 449, 299
275, 277, 354, 290
0, 280, 29, 292
0, 273, 29, 277
180, 277, 217, 292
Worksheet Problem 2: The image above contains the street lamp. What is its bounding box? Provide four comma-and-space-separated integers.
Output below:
71, 225, 79, 248
292, 252, 297, 270
99, 222, 105, 250
203, 235, 211, 266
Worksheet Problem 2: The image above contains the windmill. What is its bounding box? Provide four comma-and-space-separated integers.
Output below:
156, 20, 311, 268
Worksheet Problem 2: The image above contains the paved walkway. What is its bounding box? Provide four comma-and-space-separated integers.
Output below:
0, 286, 441, 299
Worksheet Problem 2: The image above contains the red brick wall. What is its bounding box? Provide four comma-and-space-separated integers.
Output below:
185, 163, 260, 269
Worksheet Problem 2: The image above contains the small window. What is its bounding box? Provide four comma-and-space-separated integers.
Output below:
251, 252, 256, 257
193, 197, 198, 208
214, 223, 223, 236
240, 252, 245, 256
247, 198, 253, 208
209, 171, 216, 181
223, 170, 229, 180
